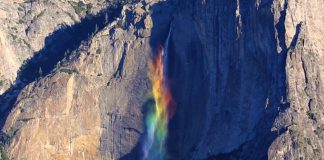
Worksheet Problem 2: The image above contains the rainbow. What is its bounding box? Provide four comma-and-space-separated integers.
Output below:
142, 32, 174, 160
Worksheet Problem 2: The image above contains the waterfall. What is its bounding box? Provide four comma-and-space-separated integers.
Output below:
163, 27, 172, 81
142, 27, 173, 160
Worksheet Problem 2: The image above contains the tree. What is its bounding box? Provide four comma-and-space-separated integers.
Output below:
0, 145, 9, 160
105, 13, 109, 24
95, 24, 99, 33
56, 61, 61, 71
64, 49, 70, 57
38, 67, 43, 77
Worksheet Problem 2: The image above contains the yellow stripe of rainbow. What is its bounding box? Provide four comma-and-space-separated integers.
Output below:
143, 45, 174, 160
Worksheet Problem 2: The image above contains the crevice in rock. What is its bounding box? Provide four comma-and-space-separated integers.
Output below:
113, 43, 128, 78
301, 53, 309, 85
289, 22, 303, 49
276, 0, 288, 53
123, 127, 141, 135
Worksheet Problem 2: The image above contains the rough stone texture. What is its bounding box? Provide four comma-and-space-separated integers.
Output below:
269, 0, 324, 159
0, 0, 110, 94
0, 0, 323, 160
0, 1, 173, 159
165, 0, 323, 159
4, 74, 101, 159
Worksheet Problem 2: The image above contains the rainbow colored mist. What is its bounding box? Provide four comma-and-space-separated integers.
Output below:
142, 44, 174, 160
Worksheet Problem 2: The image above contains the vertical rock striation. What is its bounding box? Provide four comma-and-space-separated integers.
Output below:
0, 0, 323, 159
167, 0, 323, 159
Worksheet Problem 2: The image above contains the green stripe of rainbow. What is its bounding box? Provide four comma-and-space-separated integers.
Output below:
142, 45, 174, 160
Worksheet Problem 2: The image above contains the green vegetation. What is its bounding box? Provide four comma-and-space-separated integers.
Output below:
36, 10, 46, 19
0, 145, 9, 160
11, 27, 17, 32
69, 1, 92, 15
18, 117, 35, 122
21, 60, 28, 70
7, 129, 18, 144
55, 62, 61, 71
95, 24, 99, 33
60, 68, 79, 75
86, 3, 93, 12
38, 67, 43, 77
0, 128, 19, 156
307, 111, 316, 121
115, 20, 126, 29
65, 12, 76, 21
64, 49, 70, 57
31, 10, 46, 23
0, 80, 3, 86
17, 59, 28, 77
18, 19, 24, 24
17, 7, 24, 12
96, 48, 101, 54
24, 0, 37, 3
111, 0, 135, 6
22, 39, 31, 48
122, 0, 134, 3
10, 33, 17, 40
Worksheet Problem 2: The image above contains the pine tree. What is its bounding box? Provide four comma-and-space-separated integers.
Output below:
39, 67, 43, 77
95, 24, 99, 33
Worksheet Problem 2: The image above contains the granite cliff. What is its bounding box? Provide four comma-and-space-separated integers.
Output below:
0, 0, 323, 159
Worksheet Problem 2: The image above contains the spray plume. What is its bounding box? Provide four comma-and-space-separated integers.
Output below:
142, 29, 174, 160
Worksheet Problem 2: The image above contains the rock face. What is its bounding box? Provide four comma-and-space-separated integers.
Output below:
0, 0, 111, 94
0, 0, 323, 160
167, 0, 323, 159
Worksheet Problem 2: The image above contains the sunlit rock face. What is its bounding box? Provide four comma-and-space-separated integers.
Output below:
0, 0, 323, 159
0, 1, 173, 159
0, 0, 112, 94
